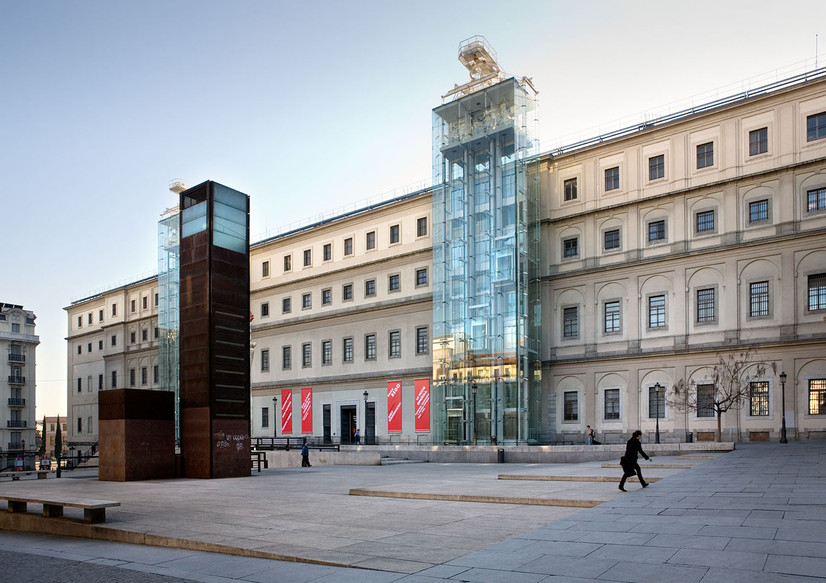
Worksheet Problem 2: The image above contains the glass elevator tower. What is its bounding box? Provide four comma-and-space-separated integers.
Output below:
431, 37, 542, 445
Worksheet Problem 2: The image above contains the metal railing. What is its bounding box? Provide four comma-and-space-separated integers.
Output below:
7, 376, 25, 384
252, 437, 340, 451
7, 398, 25, 407
6, 420, 26, 428
8, 354, 24, 362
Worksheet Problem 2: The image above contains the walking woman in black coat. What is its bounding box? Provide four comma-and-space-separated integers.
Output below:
618, 430, 650, 491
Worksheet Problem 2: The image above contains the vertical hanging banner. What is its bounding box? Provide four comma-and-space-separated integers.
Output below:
300, 387, 313, 433
414, 378, 430, 432
387, 380, 402, 433
280, 389, 293, 434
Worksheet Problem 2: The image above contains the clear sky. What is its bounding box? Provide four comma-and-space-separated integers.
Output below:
1, 1, 823, 417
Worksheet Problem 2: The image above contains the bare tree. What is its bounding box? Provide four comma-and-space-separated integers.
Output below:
668, 348, 777, 442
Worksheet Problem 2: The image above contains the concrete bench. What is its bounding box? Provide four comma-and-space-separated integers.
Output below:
0, 495, 120, 523
0, 470, 53, 480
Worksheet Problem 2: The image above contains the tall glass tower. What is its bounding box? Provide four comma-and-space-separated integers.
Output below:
431, 37, 542, 445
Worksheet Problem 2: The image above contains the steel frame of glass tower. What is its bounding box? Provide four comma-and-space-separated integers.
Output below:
431, 74, 542, 445
158, 210, 180, 447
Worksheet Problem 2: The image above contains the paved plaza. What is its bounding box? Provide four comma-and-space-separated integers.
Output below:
0, 441, 825, 582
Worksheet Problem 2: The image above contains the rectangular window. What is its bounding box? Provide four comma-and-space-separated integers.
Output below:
111, 335, 117, 346
282, 346, 291, 369
388, 330, 401, 358
88, 313, 92, 325
344, 237, 353, 256
808, 379, 826, 414
342, 284, 353, 301
99, 309, 104, 322
417, 217, 428, 237
697, 142, 714, 168
563, 237, 579, 258
302, 293, 311, 309
697, 288, 716, 323
604, 167, 620, 191
303, 249, 311, 267
141, 366, 147, 385
262, 261, 270, 277
111, 370, 117, 389
749, 199, 768, 223
261, 407, 269, 429
749, 381, 769, 416
416, 268, 428, 286
604, 229, 620, 251
649, 155, 664, 180
77, 316, 82, 328
648, 219, 666, 242
129, 368, 136, 387
323, 243, 332, 261
696, 210, 715, 233
154, 293, 158, 306
78, 417, 82, 433
77, 377, 82, 392
142, 296, 148, 310
416, 327, 429, 355
343, 337, 354, 362
563, 178, 578, 201
604, 389, 620, 420
807, 188, 826, 212
322, 289, 332, 305
365, 334, 376, 360
807, 112, 826, 142
154, 327, 159, 338
604, 300, 621, 334
153, 365, 158, 384
322, 340, 332, 365
389, 274, 400, 292
365, 279, 376, 297
112, 303, 117, 316
98, 374, 103, 390
749, 281, 769, 317
808, 274, 826, 311
261, 348, 270, 372
261, 302, 269, 317
749, 127, 768, 155
130, 299, 136, 313
283, 255, 292, 272
141, 329, 148, 341
77, 345, 82, 355
390, 224, 400, 244
648, 387, 665, 419
302, 343, 311, 367
563, 391, 578, 421
648, 295, 666, 328
99, 340, 103, 350
130, 331, 136, 344
366, 231, 376, 250
562, 307, 578, 339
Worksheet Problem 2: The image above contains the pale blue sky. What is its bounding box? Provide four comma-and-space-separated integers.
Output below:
1, 1, 822, 416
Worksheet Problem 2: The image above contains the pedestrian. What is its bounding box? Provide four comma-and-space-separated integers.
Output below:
618, 430, 650, 491
586, 425, 595, 446
301, 441, 312, 467
354, 427, 360, 445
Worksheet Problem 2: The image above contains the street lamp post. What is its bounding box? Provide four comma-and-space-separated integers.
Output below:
363, 390, 369, 445
779, 372, 788, 444
272, 396, 277, 440
654, 382, 663, 444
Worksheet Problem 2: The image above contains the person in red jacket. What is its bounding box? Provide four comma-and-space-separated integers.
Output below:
618, 430, 650, 491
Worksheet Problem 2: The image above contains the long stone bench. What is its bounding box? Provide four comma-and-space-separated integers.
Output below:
0, 470, 52, 480
0, 494, 120, 523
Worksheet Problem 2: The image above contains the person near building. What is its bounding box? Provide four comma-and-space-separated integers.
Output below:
354, 427, 360, 445
586, 425, 595, 445
618, 430, 650, 491
301, 441, 311, 467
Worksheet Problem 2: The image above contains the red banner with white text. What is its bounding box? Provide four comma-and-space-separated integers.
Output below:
281, 389, 293, 434
414, 378, 430, 432
301, 387, 313, 433
387, 380, 402, 433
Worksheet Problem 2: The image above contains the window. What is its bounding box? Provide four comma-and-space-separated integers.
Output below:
808, 274, 826, 311
749, 199, 768, 223
648, 219, 666, 243
604, 167, 619, 191
130, 299, 136, 313
130, 331, 136, 344
303, 249, 311, 267
390, 224, 400, 244
77, 377, 81, 392
77, 316, 82, 328
77, 345, 82, 355
262, 261, 270, 277
807, 188, 826, 212
365, 279, 376, 297
604, 389, 620, 420
342, 284, 353, 301
154, 293, 158, 306
322, 340, 332, 365
808, 379, 826, 414
12, 323, 19, 333
416, 327, 429, 355
261, 408, 269, 429
365, 334, 376, 360
154, 327, 159, 338
343, 337, 353, 362
111, 370, 117, 388
112, 303, 117, 316
749, 281, 769, 317
98, 340, 103, 350
153, 365, 158, 383
389, 274, 400, 292
648, 295, 666, 328
302, 343, 311, 367
111, 335, 117, 346
807, 112, 826, 142
283, 255, 292, 272
344, 237, 353, 256
604, 229, 620, 251
563, 237, 579, 258
88, 416, 93, 434
648, 387, 665, 419
282, 346, 291, 369
141, 366, 147, 386
78, 417, 82, 433
141, 329, 148, 341
416, 268, 428, 287
697, 288, 716, 323
649, 155, 664, 180
417, 217, 428, 237
88, 313, 93, 325
99, 309, 104, 322
696, 210, 715, 233
697, 142, 714, 168
562, 307, 578, 339
749, 127, 768, 155
389, 330, 401, 358
563, 178, 578, 201
749, 381, 769, 416
563, 392, 578, 421
261, 348, 270, 372
282, 297, 291, 314
129, 368, 136, 387
142, 296, 148, 310
98, 374, 103, 390
302, 293, 311, 309
322, 289, 332, 305
604, 300, 621, 334
323, 243, 332, 261
366, 231, 376, 250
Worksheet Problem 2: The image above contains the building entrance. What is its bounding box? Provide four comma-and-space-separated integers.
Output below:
340, 405, 356, 444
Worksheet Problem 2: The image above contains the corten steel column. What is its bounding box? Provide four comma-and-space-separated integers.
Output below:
179, 181, 251, 478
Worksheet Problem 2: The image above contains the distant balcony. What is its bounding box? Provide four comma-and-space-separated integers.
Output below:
8, 376, 25, 385
7, 398, 25, 407
7, 442, 23, 451
8, 353, 25, 362
7, 420, 26, 428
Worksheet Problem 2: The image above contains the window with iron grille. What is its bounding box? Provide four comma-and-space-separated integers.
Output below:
302, 293, 311, 309
648, 295, 666, 328
808, 188, 826, 212
749, 127, 768, 155
648, 219, 666, 242
697, 288, 716, 323
343, 337, 353, 362
749, 381, 769, 416
261, 349, 269, 372
302, 343, 311, 367
322, 340, 332, 365
365, 279, 376, 297
261, 408, 269, 428
808, 379, 826, 414
563, 391, 578, 421
322, 289, 332, 305
648, 387, 665, 419
696, 384, 714, 417
604, 389, 620, 420
696, 210, 715, 233
562, 307, 578, 339
342, 283, 353, 301
282, 346, 291, 369
604, 229, 620, 251
749, 281, 769, 317
365, 334, 376, 360
416, 327, 429, 354
416, 268, 428, 286
389, 331, 401, 358
749, 199, 768, 223
604, 301, 621, 334
389, 274, 400, 292
808, 274, 826, 311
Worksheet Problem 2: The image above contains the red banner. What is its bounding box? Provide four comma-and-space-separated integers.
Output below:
414, 378, 430, 432
387, 380, 402, 433
281, 389, 293, 434
301, 387, 313, 433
